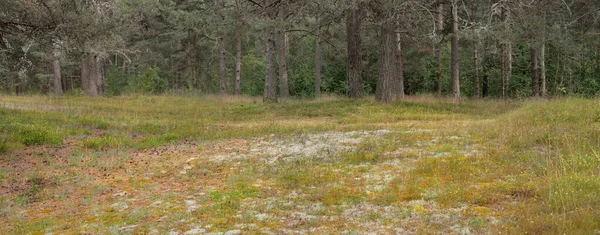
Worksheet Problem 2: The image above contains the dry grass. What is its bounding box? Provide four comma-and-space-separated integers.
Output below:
0, 95, 598, 234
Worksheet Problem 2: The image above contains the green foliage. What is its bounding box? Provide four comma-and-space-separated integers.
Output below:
130, 67, 167, 95
3, 123, 62, 146
0, 137, 7, 154
104, 66, 128, 97
82, 135, 132, 150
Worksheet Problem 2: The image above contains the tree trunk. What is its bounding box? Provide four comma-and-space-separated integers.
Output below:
215, 0, 227, 96
507, 43, 512, 97
81, 54, 103, 96
473, 44, 480, 98
53, 58, 63, 95
500, 43, 506, 98
347, 3, 364, 99
396, 29, 405, 99
500, 6, 511, 99
314, 29, 322, 98
218, 36, 227, 96
277, 29, 290, 99
435, 4, 444, 96
264, 27, 278, 103
235, 26, 242, 96
375, 18, 397, 103
531, 47, 539, 97
482, 66, 489, 97
450, 1, 460, 100
540, 42, 547, 97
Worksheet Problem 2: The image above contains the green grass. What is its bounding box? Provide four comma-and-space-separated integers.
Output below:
1, 95, 599, 234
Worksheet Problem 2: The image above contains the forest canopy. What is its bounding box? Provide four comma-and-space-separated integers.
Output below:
1, 0, 599, 101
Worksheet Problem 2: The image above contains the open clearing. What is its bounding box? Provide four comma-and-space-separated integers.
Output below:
1, 96, 599, 234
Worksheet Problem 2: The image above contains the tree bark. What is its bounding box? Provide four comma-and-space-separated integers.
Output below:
235, 25, 242, 96
264, 27, 278, 103
375, 18, 397, 103
396, 28, 405, 99
314, 28, 322, 98
507, 43, 512, 97
435, 4, 444, 96
473, 45, 480, 98
500, 6, 511, 99
277, 28, 290, 99
53, 58, 63, 95
540, 42, 547, 97
235, 0, 243, 96
215, 0, 227, 96
81, 54, 103, 96
531, 47, 539, 97
346, 3, 364, 99
450, 1, 460, 100
218, 37, 227, 96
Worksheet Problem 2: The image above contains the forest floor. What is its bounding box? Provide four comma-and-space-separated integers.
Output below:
0, 95, 599, 234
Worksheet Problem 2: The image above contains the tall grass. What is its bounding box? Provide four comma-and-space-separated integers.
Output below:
484, 99, 600, 233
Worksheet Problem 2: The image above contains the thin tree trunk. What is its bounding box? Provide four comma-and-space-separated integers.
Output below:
264, 27, 278, 103
218, 36, 227, 96
450, 1, 460, 100
314, 29, 322, 98
215, 0, 227, 96
347, 3, 364, 99
500, 6, 511, 99
81, 56, 89, 95
235, 26, 242, 96
235, 0, 243, 96
531, 47, 539, 97
540, 42, 547, 97
375, 18, 397, 103
277, 29, 290, 99
53, 58, 63, 95
435, 4, 444, 96
500, 43, 506, 98
507, 43, 512, 97
396, 28, 405, 99
473, 44, 480, 98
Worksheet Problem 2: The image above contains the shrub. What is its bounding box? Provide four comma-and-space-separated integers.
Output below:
104, 66, 128, 97
131, 67, 167, 94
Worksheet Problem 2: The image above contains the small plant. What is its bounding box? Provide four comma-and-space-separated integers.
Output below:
5, 124, 62, 146
83, 136, 132, 150
0, 137, 7, 154
18, 174, 46, 205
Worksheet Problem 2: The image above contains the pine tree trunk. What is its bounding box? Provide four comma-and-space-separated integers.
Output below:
277, 28, 290, 99
500, 43, 506, 98
215, 0, 227, 96
435, 4, 444, 96
53, 58, 63, 95
314, 29, 322, 98
507, 43, 512, 97
473, 45, 480, 98
375, 19, 397, 103
540, 43, 547, 97
218, 36, 227, 96
531, 47, 539, 97
346, 3, 364, 99
450, 2, 460, 100
264, 27, 278, 103
396, 29, 405, 99
235, 27, 242, 96
81, 54, 103, 96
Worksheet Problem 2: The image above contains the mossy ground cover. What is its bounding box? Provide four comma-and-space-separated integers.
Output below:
0, 95, 598, 234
